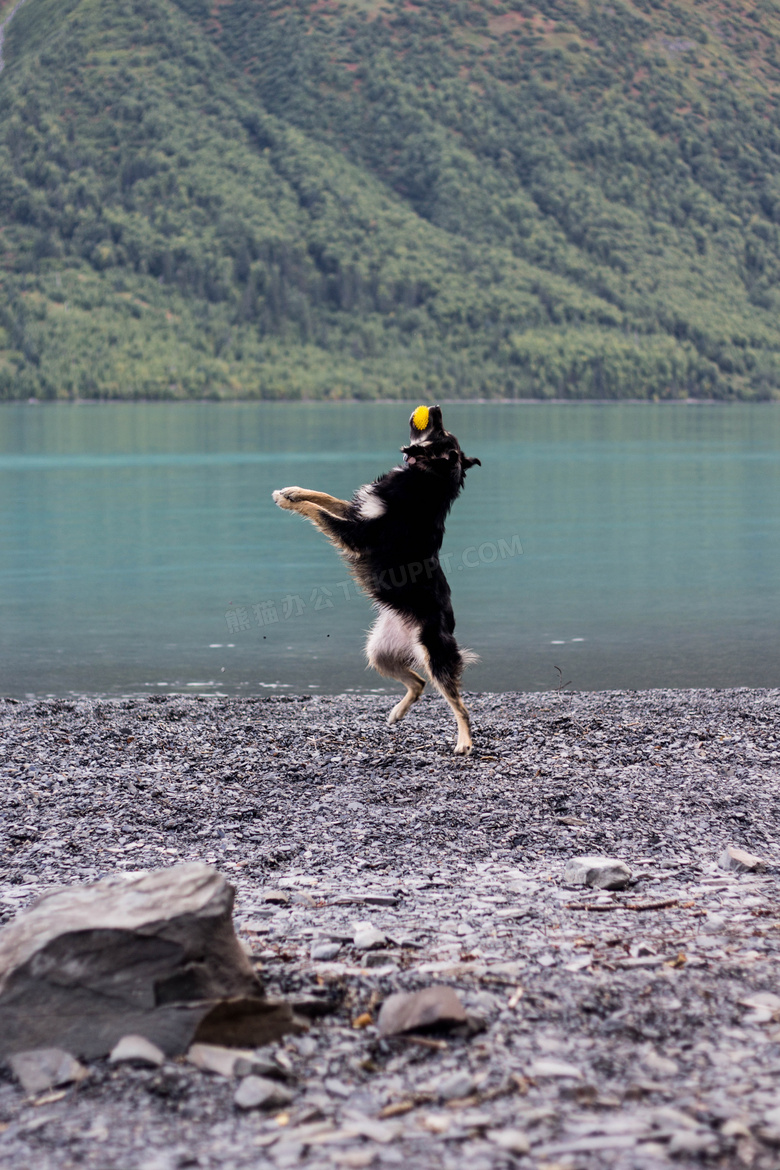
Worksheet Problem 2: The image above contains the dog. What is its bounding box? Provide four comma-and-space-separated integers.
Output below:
272, 405, 481, 754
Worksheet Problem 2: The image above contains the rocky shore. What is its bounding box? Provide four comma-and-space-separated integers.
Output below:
1, 687, 780, 1170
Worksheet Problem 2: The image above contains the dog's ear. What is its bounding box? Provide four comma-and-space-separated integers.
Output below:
460, 454, 481, 470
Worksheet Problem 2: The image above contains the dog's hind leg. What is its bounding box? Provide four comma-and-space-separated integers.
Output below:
418, 621, 474, 755
366, 607, 426, 725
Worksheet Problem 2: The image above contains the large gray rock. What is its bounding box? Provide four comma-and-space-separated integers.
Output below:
0, 863, 301, 1059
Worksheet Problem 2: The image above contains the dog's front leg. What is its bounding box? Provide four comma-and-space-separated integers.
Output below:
273, 489, 354, 548
273, 487, 352, 518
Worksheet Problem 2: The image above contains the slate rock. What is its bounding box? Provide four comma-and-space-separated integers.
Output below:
563, 856, 632, 890
0, 863, 298, 1058
719, 845, 766, 873
377, 986, 467, 1037
109, 1034, 165, 1067
9, 1047, 88, 1094
233, 1075, 294, 1110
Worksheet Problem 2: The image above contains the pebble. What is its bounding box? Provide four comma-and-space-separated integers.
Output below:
377, 986, 467, 1036
527, 1058, 583, 1079
352, 922, 387, 950
432, 1071, 475, 1101
667, 1130, 718, 1155
9, 1048, 88, 1094
488, 1128, 531, 1154
233, 1075, 294, 1110
311, 941, 342, 961
563, 855, 632, 890
719, 845, 767, 872
187, 1043, 256, 1078
108, 1035, 165, 1068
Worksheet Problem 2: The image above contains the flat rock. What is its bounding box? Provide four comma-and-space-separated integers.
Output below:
9, 1047, 88, 1094
233, 1075, 294, 1110
719, 845, 766, 872
563, 856, 632, 890
109, 1034, 165, 1067
0, 863, 297, 1058
377, 986, 467, 1037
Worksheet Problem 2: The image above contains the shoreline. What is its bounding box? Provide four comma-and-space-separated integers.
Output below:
4, 396, 779, 407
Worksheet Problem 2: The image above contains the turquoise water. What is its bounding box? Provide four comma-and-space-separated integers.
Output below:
1, 402, 779, 697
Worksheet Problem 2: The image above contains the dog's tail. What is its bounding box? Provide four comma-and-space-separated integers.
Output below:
460, 648, 480, 669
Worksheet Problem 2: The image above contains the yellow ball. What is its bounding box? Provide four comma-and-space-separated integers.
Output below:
412, 405, 430, 431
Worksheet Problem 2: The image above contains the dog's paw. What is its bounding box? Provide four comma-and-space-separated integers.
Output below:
272, 487, 302, 510
454, 740, 472, 756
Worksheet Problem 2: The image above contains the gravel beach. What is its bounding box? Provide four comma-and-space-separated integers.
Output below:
1, 687, 780, 1170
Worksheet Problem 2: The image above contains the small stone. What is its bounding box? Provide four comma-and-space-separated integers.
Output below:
651, 1107, 698, 1131
527, 1058, 583, 1079
352, 923, 387, 950
764, 1106, 780, 1127
187, 1042, 256, 1077
434, 1071, 475, 1100
290, 892, 315, 907
362, 950, 397, 968
719, 845, 766, 872
234, 1053, 286, 1079
324, 1077, 353, 1097
721, 1119, 751, 1138
9, 1047, 88, 1094
667, 1130, 718, 1156
642, 1050, 679, 1077
262, 890, 290, 904
377, 986, 468, 1037
489, 1129, 531, 1155
233, 1075, 294, 1110
109, 1035, 165, 1067
563, 856, 632, 890
311, 942, 341, 961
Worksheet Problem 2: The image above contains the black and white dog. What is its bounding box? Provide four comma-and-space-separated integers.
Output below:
272, 406, 481, 754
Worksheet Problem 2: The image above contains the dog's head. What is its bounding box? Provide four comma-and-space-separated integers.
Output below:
401, 404, 481, 484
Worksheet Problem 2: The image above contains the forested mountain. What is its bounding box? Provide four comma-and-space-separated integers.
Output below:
2, 0, 780, 400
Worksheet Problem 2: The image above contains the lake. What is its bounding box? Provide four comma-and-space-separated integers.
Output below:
1, 401, 778, 698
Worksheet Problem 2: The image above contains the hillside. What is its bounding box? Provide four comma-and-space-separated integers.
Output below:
2, 0, 780, 400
